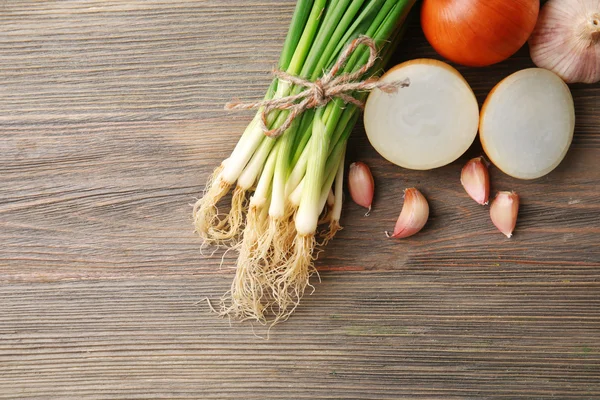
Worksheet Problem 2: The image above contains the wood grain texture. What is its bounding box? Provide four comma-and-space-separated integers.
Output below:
0, 0, 599, 398
1, 276, 599, 399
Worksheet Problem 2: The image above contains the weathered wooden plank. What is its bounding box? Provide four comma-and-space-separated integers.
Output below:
0, 276, 599, 399
0, 0, 599, 398
0, 0, 295, 124
0, 118, 598, 281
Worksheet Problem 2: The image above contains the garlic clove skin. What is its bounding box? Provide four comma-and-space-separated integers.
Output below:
490, 191, 520, 238
387, 188, 429, 239
529, 0, 600, 84
461, 157, 490, 205
348, 162, 374, 215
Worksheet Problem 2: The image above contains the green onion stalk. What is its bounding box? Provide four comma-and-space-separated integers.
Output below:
193, 0, 416, 324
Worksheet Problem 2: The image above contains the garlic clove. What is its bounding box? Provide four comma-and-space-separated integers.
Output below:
348, 161, 374, 215
461, 157, 490, 205
387, 188, 429, 239
529, 0, 600, 84
490, 191, 520, 238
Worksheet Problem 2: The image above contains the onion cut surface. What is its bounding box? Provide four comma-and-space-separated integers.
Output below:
480, 68, 575, 180
364, 59, 479, 170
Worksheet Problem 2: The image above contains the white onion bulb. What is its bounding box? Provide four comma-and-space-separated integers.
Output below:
480, 68, 575, 180
364, 59, 479, 170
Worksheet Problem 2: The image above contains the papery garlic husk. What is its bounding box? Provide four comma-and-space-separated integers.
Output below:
348, 162, 374, 214
387, 188, 429, 239
490, 191, 520, 238
461, 157, 490, 205
529, 0, 600, 84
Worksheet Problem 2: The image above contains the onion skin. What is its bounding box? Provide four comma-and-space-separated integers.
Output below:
421, 0, 540, 67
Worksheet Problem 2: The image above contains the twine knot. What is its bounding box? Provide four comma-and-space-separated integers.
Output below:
225, 36, 410, 138
312, 80, 327, 107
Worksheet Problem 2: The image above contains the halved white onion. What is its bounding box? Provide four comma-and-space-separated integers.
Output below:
480, 68, 575, 180
364, 59, 479, 170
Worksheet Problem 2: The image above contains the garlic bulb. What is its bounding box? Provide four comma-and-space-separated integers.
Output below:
529, 0, 600, 84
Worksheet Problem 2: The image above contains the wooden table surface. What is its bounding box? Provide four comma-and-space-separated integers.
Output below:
1, 1, 599, 398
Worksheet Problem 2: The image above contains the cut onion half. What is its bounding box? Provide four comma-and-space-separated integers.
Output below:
364, 59, 479, 170
480, 68, 575, 180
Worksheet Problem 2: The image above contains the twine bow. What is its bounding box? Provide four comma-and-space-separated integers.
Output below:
225, 36, 410, 138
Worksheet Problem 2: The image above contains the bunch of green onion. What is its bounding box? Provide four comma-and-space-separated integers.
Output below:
194, 0, 416, 324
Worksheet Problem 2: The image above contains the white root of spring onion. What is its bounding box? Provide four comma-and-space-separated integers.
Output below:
480, 68, 575, 180
221, 115, 265, 184
327, 189, 335, 208
289, 178, 304, 207
322, 152, 345, 244
364, 58, 479, 170
237, 138, 276, 190
192, 118, 265, 245
192, 92, 289, 246
219, 204, 269, 322
219, 152, 276, 322
285, 151, 309, 197
250, 145, 278, 208
192, 164, 233, 243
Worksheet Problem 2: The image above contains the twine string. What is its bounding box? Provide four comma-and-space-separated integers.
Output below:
225, 36, 410, 138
